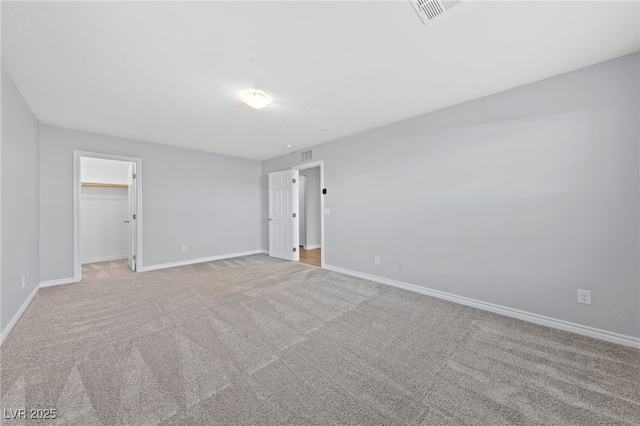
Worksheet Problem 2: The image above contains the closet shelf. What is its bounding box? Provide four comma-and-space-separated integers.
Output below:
81, 182, 128, 189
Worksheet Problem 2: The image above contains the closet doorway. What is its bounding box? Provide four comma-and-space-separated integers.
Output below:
73, 151, 142, 282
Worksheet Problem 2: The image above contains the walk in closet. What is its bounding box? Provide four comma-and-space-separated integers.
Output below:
80, 157, 132, 264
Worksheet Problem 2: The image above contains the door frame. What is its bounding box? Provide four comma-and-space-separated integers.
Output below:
293, 161, 324, 268
73, 150, 143, 282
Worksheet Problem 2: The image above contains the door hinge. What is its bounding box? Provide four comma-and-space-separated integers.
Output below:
133, 255, 137, 261
292, 178, 296, 183
293, 247, 297, 252
133, 173, 136, 179
293, 213, 296, 218
133, 214, 137, 220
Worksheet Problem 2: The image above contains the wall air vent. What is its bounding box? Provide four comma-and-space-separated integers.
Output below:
411, 0, 461, 24
301, 150, 313, 162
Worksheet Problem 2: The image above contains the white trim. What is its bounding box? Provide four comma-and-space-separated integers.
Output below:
323, 264, 640, 349
82, 254, 129, 265
40, 278, 75, 288
0, 284, 40, 346
81, 255, 128, 265
303, 244, 321, 250
73, 151, 143, 282
293, 161, 324, 268
138, 250, 266, 272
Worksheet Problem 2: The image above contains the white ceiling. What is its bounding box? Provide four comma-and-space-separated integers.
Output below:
2, 1, 639, 161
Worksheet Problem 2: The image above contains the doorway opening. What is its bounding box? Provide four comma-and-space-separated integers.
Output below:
73, 151, 142, 282
267, 161, 324, 267
297, 166, 322, 267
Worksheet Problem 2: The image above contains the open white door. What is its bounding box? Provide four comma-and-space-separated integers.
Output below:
126, 162, 137, 271
269, 169, 299, 261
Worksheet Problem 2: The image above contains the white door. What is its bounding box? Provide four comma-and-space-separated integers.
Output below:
269, 169, 299, 261
126, 162, 137, 271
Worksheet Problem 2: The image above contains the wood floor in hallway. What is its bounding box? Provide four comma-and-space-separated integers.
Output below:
300, 247, 321, 267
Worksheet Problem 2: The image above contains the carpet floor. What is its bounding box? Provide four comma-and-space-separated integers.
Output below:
1, 254, 638, 425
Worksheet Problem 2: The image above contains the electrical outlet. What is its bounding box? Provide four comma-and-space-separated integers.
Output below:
374, 255, 380, 264
182, 245, 188, 252
398, 260, 404, 269
22, 275, 26, 288
577, 289, 591, 305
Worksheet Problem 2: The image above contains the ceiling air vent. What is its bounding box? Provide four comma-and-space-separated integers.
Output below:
301, 150, 313, 162
411, 0, 461, 24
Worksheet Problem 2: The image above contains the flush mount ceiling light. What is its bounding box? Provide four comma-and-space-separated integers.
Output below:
239, 89, 271, 109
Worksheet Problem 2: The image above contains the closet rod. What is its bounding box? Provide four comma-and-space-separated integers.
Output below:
81, 182, 128, 189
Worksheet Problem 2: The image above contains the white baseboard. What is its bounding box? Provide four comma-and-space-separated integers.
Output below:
81, 255, 127, 264
40, 277, 75, 288
323, 264, 640, 349
303, 244, 321, 250
139, 249, 267, 272
0, 284, 40, 346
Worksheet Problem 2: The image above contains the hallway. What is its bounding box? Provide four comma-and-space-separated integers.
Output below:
299, 248, 320, 267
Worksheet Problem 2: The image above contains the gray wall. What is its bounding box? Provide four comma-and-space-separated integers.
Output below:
40, 125, 262, 281
263, 53, 640, 338
1, 68, 40, 334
